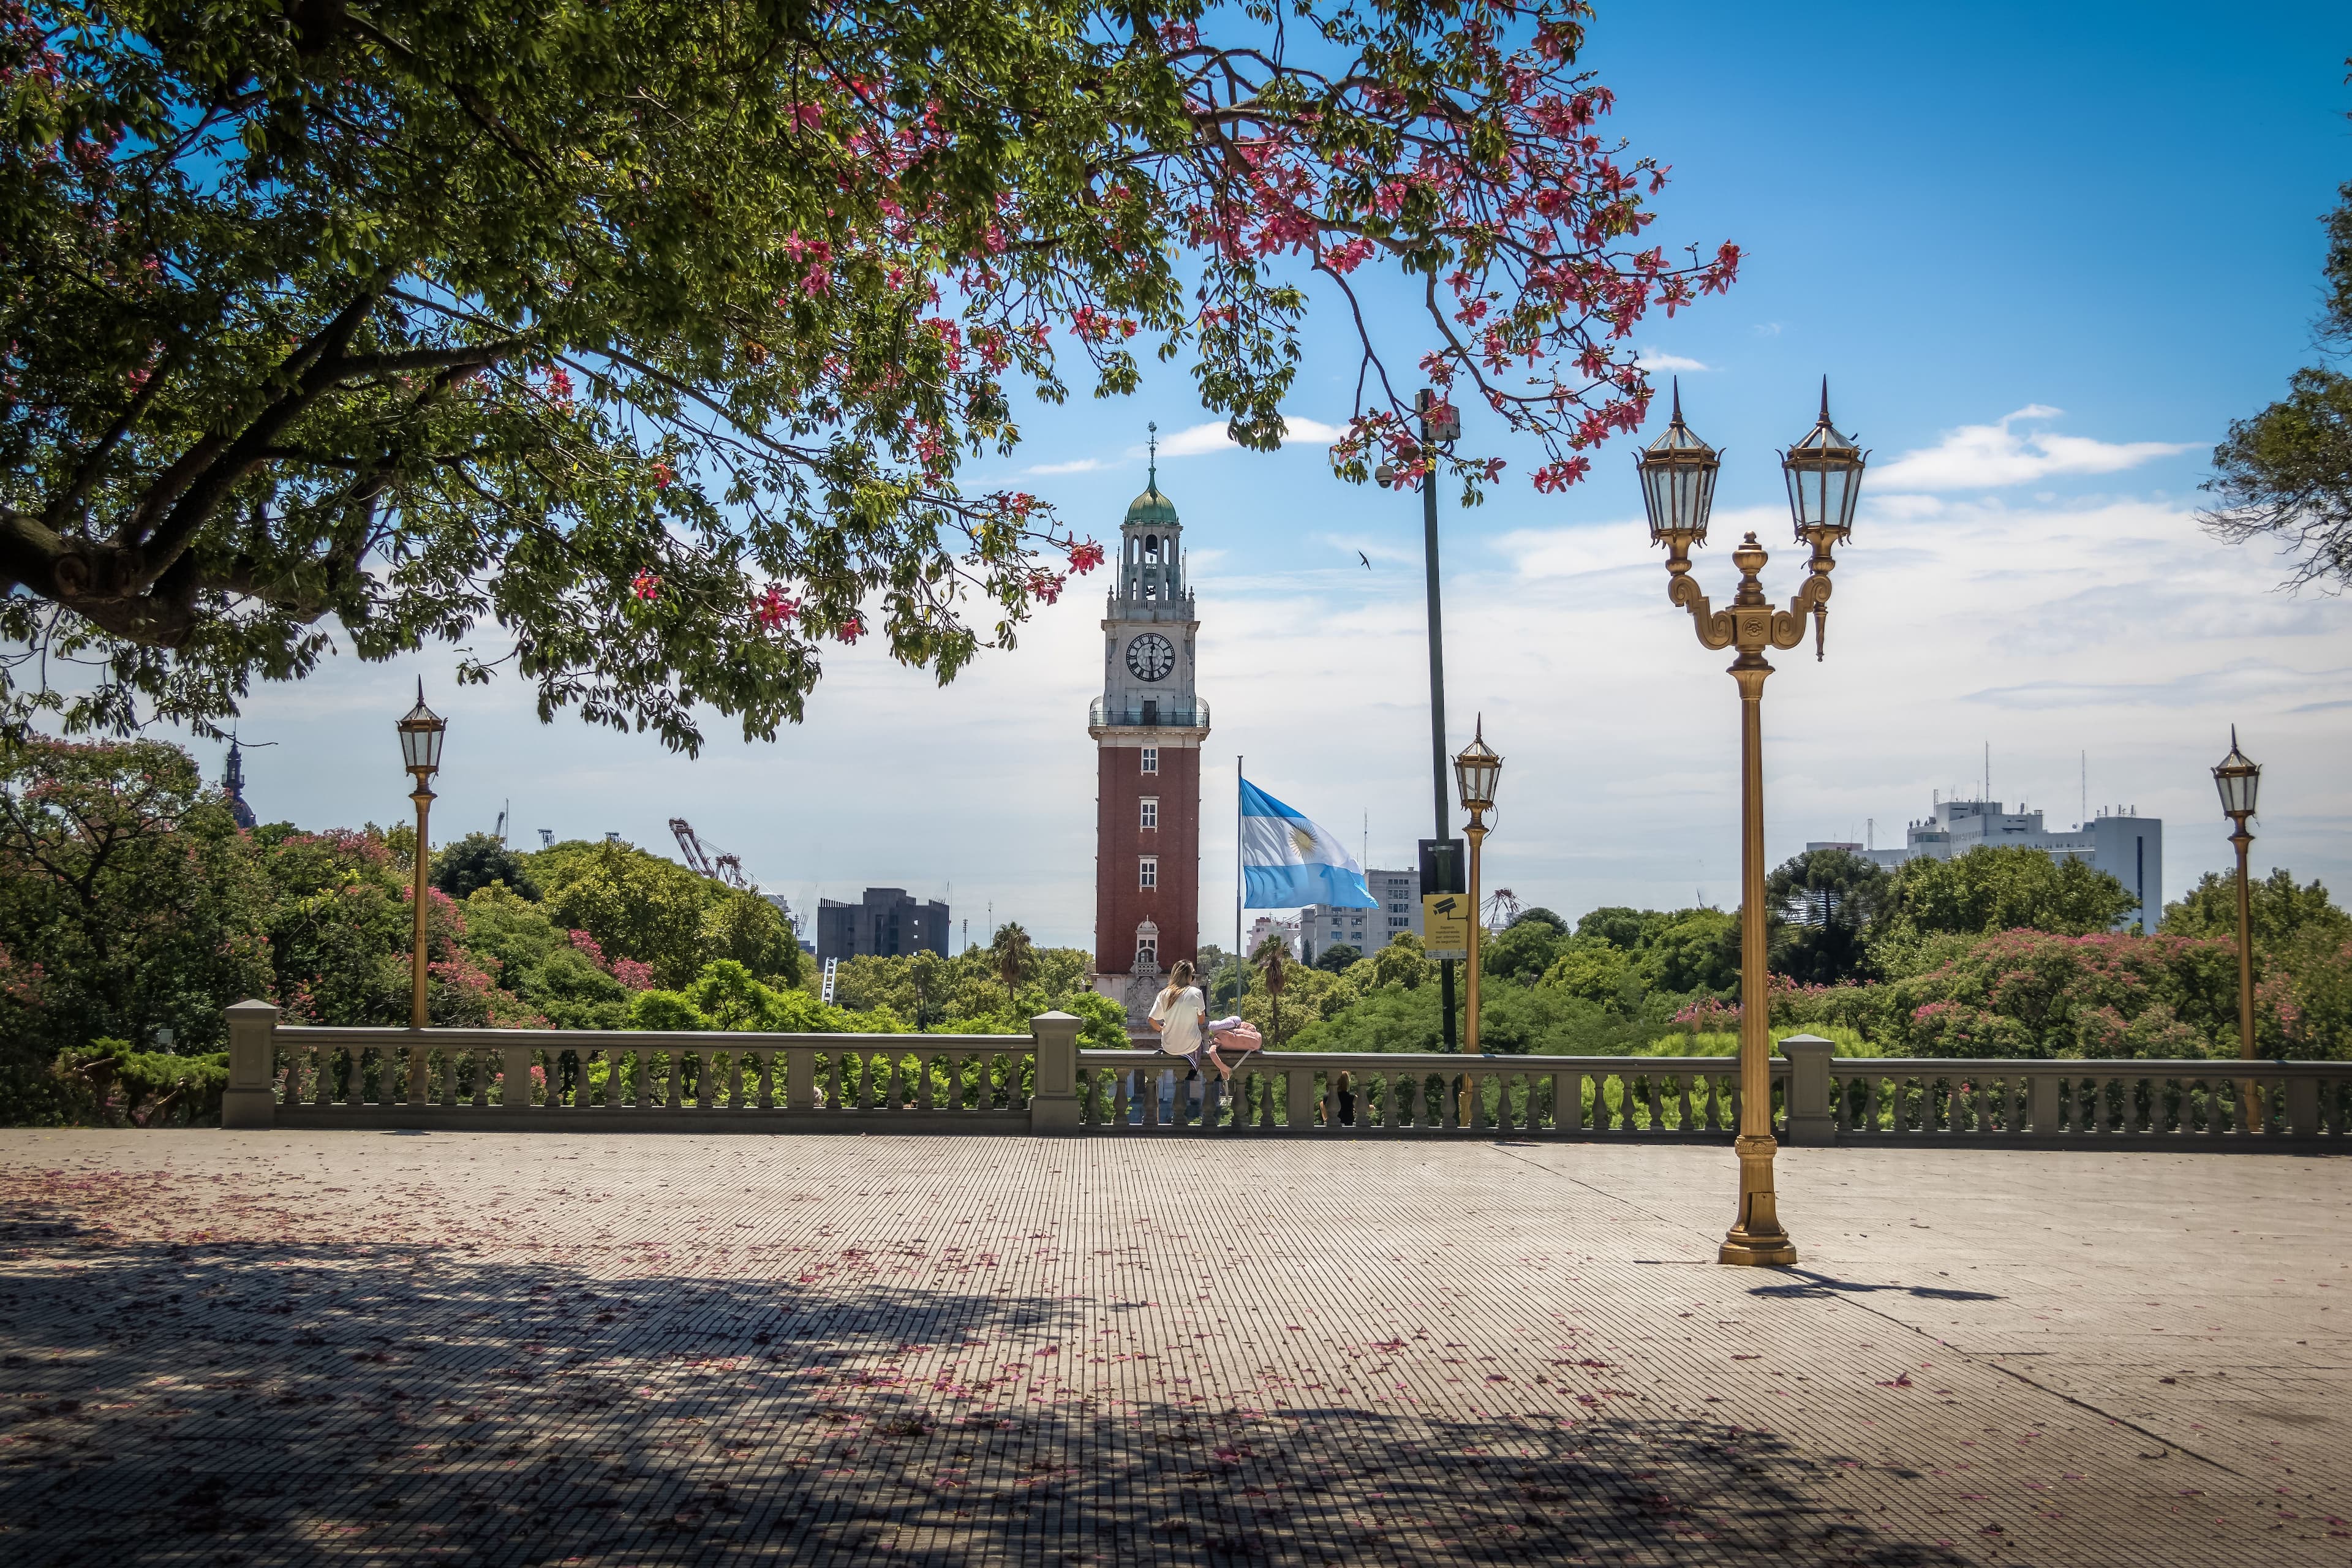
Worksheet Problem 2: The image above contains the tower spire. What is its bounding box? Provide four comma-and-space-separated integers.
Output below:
1147, 421, 1158, 494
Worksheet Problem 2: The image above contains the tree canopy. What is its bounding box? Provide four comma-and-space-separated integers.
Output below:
429, 829, 539, 902
1764, 847, 1888, 985
2200, 66, 2351, 590
1, 0, 1737, 747
1877, 845, 2138, 943
2162, 868, 2350, 952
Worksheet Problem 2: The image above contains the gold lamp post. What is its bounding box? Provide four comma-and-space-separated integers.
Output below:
1453, 720, 1503, 1118
396, 682, 447, 1035
1635, 379, 1866, 1267
2212, 728, 2262, 1131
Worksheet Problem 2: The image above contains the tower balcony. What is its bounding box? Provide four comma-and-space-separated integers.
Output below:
1090, 696, 1210, 731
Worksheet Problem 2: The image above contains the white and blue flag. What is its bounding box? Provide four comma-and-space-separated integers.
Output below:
1241, 778, 1376, 910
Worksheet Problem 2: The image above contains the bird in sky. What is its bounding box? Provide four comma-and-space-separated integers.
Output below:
1356, 550, 1371, 570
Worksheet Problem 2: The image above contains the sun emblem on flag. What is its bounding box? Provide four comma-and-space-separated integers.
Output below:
1289, 825, 1317, 858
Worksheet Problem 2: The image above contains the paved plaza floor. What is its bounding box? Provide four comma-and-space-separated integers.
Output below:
0, 1131, 2345, 1566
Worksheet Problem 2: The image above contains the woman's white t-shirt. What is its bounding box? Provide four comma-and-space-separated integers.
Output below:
1149, 986, 1206, 1056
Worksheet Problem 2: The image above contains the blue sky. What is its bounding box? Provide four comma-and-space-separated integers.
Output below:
191, 3, 2352, 951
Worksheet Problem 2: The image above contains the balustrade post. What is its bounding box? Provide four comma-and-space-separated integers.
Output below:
1777, 1035, 1837, 1148
1028, 1012, 1082, 1134
1286, 1067, 1314, 1131
2028, 1072, 2060, 1134
502, 1044, 535, 1109
221, 999, 280, 1128
2285, 1072, 2318, 1140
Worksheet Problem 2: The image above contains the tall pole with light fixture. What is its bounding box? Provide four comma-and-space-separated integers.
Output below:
397, 683, 448, 1036
2211, 729, 2262, 1132
1634, 379, 1866, 1267
1453, 720, 1502, 1121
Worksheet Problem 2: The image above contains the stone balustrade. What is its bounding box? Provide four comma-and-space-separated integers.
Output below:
219, 1003, 2350, 1145
221, 1001, 1080, 1133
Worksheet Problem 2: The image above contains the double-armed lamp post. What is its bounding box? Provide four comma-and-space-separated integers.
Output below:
397, 682, 447, 1033
1453, 720, 1502, 1058
1634, 380, 1867, 1268
2211, 729, 2262, 1131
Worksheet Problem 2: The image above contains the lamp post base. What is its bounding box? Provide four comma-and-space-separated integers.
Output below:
1717, 1231, 1798, 1267
1717, 1133, 1797, 1267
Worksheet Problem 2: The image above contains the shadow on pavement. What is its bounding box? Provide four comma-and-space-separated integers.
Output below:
1746, 1269, 2001, 1303
0, 1213, 1968, 1566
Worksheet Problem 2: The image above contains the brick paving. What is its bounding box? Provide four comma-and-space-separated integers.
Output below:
0, 1131, 2345, 1566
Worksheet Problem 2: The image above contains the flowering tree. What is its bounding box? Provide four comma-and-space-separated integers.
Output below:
1, 0, 1737, 748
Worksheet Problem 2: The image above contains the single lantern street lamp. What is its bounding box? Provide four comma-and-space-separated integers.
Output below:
1634, 378, 1866, 1267
397, 681, 447, 1038
2212, 728, 2263, 1130
1452, 719, 1502, 1123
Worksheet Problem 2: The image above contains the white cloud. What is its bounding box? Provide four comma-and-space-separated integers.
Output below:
167, 492, 2352, 950
1023, 457, 1106, 475
1873, 405, 2195, 492
1636, 348, 1713, 373
1150, 415, 1347, 459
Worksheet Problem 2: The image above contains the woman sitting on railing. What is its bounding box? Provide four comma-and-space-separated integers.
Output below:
1147, 960, 1233, 1085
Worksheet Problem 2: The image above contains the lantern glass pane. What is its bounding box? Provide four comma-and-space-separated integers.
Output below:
1831, 462, 1863, 531
399, 725, 426, 772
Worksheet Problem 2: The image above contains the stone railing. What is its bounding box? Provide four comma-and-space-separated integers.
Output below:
221, 1001, 1083, 1133
1076, 1049, 1755, 1136
219, 1005, 2351, 1145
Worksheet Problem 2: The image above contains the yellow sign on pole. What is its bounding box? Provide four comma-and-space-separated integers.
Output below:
1422, 893, 1471, 962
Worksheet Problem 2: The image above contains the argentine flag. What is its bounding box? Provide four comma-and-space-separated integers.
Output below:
1241, 778, 1377, 910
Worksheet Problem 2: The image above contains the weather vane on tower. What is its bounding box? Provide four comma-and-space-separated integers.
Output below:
1147, 421, 1158, 489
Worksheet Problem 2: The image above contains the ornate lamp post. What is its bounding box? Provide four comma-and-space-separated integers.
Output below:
1635, 380, 1866, 1267
1453, 720, 1502, 1059
396, 682, 447, 1033
2212, 728, 2262, 1130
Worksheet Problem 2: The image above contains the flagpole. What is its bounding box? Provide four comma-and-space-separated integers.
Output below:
1234, 755, 1245, 1011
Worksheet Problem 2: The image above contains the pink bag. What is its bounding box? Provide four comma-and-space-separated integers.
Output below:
1210, 1022, 1263, 1054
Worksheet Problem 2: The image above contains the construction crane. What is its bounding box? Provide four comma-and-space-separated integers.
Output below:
669, 817, 749, 889
1482, 887, 1524, 932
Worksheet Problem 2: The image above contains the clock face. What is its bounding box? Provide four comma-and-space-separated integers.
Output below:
1125, 633, 1176, 682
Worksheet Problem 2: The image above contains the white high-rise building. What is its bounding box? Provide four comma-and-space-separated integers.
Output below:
1856, 796, 2163, 932
1295, 867, 1421, 961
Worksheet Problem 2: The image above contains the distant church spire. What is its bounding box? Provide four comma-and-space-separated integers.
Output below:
222, 736, 257, 831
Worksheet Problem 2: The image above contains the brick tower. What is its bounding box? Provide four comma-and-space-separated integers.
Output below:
1090, 431, 1208, 1022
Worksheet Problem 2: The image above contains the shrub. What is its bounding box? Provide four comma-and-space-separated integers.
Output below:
53, 1043, 230, 1125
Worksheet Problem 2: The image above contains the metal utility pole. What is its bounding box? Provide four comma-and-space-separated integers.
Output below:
1417, 391, 1460, 1050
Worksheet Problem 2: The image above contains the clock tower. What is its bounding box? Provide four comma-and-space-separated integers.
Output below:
1090, 431, 1208, 1020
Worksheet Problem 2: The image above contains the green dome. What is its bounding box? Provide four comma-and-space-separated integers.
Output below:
1124, 483, 1178, 527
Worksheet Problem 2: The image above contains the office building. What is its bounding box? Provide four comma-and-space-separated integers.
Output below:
1297, 868, 1420, 959
1860, 795, 2163, 932
816, 888, 951, 962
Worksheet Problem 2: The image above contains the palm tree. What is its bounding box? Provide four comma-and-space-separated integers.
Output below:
1250, 933, 1291, 1048
989, 922, 1035, 1016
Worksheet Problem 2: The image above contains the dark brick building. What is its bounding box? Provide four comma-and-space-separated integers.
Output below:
816, 888, 951, 962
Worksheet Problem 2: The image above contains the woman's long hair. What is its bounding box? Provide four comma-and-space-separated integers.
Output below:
1158, 957, 1197, 1008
